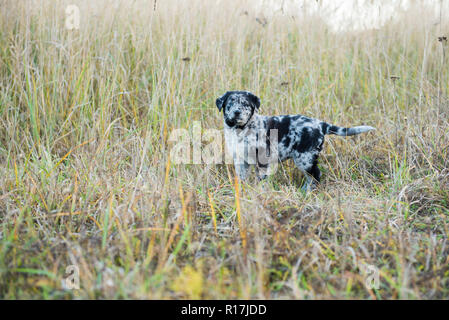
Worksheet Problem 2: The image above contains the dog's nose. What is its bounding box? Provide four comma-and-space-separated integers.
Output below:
234, 111, 241, 116
226, 119, 236, 127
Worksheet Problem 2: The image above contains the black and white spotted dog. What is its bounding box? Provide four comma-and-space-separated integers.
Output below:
216, 90, 375, 191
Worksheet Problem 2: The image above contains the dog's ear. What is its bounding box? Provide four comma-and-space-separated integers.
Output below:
245, 92, 260, 110
216, 91, 232, 112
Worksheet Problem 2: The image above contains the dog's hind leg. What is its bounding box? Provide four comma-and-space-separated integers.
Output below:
305, 162, 320, 191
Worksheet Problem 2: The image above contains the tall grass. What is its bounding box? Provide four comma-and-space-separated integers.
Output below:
0, 0, 448, 299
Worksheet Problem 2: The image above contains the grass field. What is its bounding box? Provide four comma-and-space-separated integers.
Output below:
0, 0, 449, 299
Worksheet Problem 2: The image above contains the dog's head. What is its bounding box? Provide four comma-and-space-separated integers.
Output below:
216, 91, 260, 128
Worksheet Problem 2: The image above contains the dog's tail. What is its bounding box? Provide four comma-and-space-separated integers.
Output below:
321, 122, 375, 136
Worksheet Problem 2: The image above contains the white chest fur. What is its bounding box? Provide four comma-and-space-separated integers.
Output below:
223, 118, 263, 165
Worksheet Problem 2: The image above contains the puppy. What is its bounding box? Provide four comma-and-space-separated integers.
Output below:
216, 90, 375, 191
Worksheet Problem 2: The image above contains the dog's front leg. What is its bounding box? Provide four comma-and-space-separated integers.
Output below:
256, 164, 269, 181
234, 159, 250, 181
